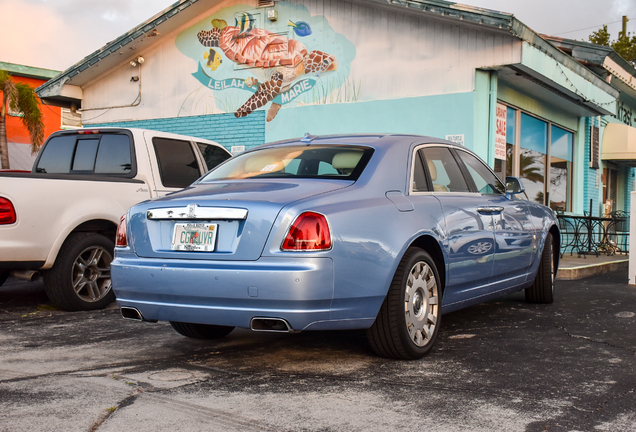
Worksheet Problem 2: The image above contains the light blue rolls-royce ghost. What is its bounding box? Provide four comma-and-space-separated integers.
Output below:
111, 134, 559, 359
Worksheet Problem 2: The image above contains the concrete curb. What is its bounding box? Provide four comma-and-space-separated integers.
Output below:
557, 259, 629, 280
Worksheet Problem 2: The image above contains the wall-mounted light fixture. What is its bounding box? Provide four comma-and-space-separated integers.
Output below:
130, 56, 145, 67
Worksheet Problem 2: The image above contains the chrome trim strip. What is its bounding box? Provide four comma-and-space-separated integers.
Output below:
147, 205, 248, 220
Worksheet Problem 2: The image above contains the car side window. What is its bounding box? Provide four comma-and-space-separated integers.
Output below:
420, 147, 470, 193
456, 150, 505, 195
412, 151, 429, 192
153, 138, 201, 188
196, 142, 231, 171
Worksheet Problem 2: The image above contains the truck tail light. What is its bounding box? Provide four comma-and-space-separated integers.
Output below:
115, 215, 128, 247
0, 198, 16, 224
282, 212, 331, 251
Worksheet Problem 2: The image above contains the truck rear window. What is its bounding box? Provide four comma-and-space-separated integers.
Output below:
35, 133, 133, 175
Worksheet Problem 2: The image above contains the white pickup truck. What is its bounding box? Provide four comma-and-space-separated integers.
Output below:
0, 128, 231, 311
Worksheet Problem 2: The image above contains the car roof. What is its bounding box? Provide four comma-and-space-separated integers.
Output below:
253, 133, 464, 151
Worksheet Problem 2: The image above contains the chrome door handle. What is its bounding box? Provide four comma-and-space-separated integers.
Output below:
477, 206, 504, 214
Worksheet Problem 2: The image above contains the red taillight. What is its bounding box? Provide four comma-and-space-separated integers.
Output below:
282, 212, 331, 251
115, 215, 127, 247
77, 129, 100, 135
0, 198, 16, 225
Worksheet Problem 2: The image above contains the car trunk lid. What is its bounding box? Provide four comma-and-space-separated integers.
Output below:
129, 180, 351, 261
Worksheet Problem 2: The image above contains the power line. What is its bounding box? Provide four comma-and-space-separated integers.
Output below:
553, 19, 625, 36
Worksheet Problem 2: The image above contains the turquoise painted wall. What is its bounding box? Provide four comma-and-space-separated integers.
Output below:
265, 92, 478, 152
92, 112, 266, 151
583, 117, 601, 216
573, 117, 587, 214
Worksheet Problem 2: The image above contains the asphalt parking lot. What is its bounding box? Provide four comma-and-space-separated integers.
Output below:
1, 270, 635, 432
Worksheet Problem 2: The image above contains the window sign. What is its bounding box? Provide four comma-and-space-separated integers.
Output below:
445, 134, 464, 146
495, 104, 507, 160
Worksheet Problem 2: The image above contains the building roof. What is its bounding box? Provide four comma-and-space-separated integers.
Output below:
542, 35, 636, 96
0, 61, 60, 80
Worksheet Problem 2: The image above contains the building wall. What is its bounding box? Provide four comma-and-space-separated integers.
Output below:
80, 0, 617, 217
83, 0, 520, 137
583, 116, 602, 215
596, 113, 636, 215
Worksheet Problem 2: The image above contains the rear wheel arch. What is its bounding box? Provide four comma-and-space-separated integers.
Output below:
408, 235, 446, 295
71, 219, 118, 244
43, 219, 119, 311
45, 219, 118, 268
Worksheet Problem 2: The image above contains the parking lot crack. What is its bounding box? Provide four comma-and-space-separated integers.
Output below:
87, 388, 142, 432
581, 388, 636, 424
555, 325, 636, 354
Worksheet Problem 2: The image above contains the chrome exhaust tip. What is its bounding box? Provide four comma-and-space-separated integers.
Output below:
250, 317, 293, 332
10, 270, 41, 282
120, 307, 144, 321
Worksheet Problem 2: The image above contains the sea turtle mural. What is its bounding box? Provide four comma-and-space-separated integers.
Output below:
196, 13, 338, 121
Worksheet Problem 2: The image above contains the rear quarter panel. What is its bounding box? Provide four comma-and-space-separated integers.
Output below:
261, 141, 447, 322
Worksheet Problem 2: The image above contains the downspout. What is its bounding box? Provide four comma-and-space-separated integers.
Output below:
487, 71, 498, 167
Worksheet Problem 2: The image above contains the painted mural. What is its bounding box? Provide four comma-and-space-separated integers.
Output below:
175, 2, 356, 122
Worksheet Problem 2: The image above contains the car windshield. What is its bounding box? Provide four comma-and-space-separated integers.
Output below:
199, 145, 374, 182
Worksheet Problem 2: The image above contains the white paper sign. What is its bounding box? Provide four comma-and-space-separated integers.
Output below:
231, 145, 245, 155
445, 134, 464, 146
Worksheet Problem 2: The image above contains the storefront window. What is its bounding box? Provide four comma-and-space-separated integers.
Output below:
520, 113, 547, 204
549, 126, 573, 212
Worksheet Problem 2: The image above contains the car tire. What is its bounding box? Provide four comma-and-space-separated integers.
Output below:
366, 247, 442, 360
170, 322, 235, 339
526, 232, 555, 304
43, 232, 115, 311
0, 271, 9, 288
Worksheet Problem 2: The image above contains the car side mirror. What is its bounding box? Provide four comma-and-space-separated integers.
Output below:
505, 176, 525, 198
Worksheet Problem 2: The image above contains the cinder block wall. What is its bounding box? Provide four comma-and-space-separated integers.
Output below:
92, 111, 266, 151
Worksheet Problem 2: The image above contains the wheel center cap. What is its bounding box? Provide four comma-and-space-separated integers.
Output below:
84, 267, 98, 281
413, 292, 423, 315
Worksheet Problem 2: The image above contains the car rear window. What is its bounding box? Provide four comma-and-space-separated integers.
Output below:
199, 145, 374, 182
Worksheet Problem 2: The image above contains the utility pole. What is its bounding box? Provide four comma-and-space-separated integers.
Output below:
621, 15, 629, 39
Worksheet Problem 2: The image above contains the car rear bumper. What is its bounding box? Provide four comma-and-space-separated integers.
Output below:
111, 254, 339, 331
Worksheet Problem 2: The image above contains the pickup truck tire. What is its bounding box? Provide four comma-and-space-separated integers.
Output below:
44, 232, 115, 311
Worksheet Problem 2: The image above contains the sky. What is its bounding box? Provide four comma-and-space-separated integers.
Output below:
0, 0, 635, 72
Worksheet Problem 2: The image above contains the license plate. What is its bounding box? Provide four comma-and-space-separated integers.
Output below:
171, 223, 218, 251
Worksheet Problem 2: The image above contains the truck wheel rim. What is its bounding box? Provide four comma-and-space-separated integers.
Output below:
72, 246, 112, 303
404, 261, 439, 347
